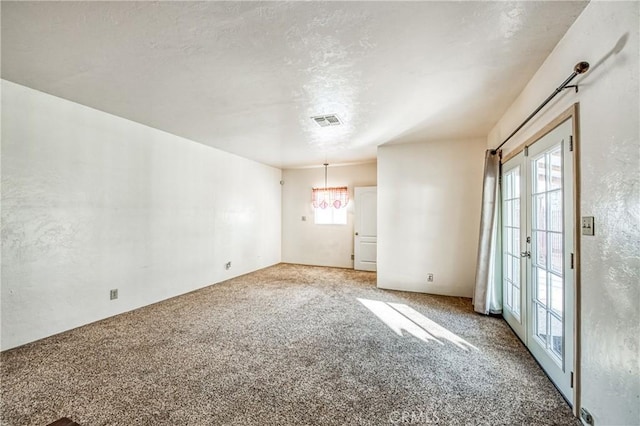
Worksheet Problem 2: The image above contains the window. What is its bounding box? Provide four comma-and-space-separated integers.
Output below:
311, 186, 349, 225
314, 205, 347, 225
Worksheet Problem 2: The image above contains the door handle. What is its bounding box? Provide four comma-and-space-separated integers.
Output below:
520, 251, 531, 258
355, 232, 359, 236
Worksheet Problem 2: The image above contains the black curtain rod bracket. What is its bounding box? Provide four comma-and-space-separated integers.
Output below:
493, 61, 589, 153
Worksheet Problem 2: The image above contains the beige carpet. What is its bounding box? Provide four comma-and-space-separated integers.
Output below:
0, 264, 578, 425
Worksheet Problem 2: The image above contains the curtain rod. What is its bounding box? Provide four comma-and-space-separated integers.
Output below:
492, 61, 590, 153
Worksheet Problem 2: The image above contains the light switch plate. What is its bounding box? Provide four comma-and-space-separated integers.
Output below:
582, 216, 595, 236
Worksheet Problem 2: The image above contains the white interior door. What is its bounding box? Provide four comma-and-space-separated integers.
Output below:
354, 186, 377, 271
501, 119, 575, 404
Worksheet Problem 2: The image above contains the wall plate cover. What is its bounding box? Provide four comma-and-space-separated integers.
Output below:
582, 216, 595, 236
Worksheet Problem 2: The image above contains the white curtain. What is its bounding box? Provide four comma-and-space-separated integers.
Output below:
473, 150, 502, 315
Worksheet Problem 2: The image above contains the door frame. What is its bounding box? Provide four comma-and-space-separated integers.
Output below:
501, 103, 581, 415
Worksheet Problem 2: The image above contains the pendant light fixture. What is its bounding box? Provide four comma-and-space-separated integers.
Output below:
311, 163, 349, 210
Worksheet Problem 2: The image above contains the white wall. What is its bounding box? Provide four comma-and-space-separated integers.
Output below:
1, 80, 282, 350
487, 2, 639, 424
377, 138, 486, 297
281, 163, 376, 268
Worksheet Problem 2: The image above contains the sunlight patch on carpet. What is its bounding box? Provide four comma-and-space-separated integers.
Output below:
357, 298, 479, 351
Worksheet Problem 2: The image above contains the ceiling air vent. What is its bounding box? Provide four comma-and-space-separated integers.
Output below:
311, 114, 342, 127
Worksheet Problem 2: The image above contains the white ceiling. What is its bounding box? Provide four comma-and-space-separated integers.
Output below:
1, 1, 587, 169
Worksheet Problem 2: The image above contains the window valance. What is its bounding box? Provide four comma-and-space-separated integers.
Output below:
312, 186, 349, 209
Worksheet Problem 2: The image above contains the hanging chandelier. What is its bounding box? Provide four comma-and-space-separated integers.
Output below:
311, 163, 349, 209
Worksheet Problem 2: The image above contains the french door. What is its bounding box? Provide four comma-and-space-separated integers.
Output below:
501, 119, 575, 404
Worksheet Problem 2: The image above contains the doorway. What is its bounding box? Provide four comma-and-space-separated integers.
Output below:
501, 117, 576, 405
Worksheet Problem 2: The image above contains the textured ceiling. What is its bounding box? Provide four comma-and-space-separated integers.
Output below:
1, 1, 588, 168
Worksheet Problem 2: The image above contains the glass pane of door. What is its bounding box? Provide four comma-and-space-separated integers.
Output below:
530, 146, 564, 364
501, 155, 525, 342
503, 167, 521, 317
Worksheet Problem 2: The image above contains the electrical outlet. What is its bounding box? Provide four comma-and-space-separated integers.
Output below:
225, 261, 232, 270
110, 289, 118, 300
580, 408, 593, 425
427, 273, 434, 283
